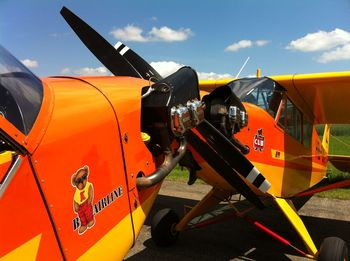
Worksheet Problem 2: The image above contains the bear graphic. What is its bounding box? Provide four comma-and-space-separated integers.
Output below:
71, 165, 95, 235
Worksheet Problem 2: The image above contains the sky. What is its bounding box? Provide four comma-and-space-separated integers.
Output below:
1, 0, 350, 79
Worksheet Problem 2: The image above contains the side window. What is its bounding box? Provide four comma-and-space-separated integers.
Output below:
303, 117, 313, 149
267, 89, 283, 118
277, 97, 302, 143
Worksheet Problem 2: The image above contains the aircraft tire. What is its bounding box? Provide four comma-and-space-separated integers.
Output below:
317, 237, 348, 261
151, 208, 180, 247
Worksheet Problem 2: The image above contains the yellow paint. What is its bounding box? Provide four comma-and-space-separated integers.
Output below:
270, 149, 326, 170
199, 78, 235, 92
271, 149, 285, 160
132, 187, 160, 239
256, 68, 261, 78
77, 188, 160, 260
274, 198, 317, 256
141, 132, 151, 142
271, 71, 350, 124
322, 124, 331, 154
77, 214, 133, 261
0, 151, 13, 165
1, 234, 42, 261
252, 161, 325, 197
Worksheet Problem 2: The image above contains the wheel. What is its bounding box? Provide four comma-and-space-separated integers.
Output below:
318, 237, 349, 261
151, 208, 180, 247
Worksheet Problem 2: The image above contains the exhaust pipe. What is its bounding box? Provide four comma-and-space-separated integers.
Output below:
136, 138, 187, 189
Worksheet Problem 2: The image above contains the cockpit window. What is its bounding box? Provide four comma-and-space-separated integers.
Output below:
227, 77, 284, 118
0, 45, 43, 135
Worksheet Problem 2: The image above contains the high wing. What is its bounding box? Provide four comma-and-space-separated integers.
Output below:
270, 71, 350, 124
200, 71, 350, 124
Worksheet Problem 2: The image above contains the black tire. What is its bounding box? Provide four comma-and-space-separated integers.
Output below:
151, 208, 180, 247
318, 237, 349, 261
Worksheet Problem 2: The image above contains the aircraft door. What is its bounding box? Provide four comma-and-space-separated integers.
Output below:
0, 152, 62, 260
30, 80, 135, 260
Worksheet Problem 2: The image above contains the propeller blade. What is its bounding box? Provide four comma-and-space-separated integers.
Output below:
115, 41, 162, 82
60, 6, 141, 78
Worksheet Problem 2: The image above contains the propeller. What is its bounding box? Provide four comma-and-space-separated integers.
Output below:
114, 41, 162, 81
61, 6, 155, 79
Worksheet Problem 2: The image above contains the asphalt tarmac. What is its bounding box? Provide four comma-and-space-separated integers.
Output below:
125, 181, 350, 261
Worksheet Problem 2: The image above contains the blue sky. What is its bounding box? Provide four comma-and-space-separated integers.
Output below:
1, 0, 350, 78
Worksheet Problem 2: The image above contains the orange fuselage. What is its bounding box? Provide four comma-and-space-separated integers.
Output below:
193, 91, 328, 198
1, 76, 160, 260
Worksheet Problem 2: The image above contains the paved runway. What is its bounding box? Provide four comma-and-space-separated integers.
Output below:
126, 181, 350, 261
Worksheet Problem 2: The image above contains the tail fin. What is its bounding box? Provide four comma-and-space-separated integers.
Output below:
322, 124, 331, 154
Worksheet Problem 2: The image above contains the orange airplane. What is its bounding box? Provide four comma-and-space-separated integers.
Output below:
1, 6, 349, 261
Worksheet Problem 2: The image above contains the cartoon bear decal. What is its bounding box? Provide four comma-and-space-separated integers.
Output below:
71, 165, 95, 235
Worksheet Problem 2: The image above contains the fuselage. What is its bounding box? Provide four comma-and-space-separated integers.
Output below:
196, 77, 328, 198
0, 75, 161, 260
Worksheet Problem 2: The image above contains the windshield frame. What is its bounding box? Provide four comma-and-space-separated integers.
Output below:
227, 77, 285, 118
0, 45, 43, 135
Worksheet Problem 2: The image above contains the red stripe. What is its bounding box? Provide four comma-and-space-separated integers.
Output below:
294, 179, 350, 198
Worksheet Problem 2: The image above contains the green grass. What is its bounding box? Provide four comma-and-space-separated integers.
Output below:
316, 188, 350, 200
166, 165, 190, 182
318, 134, 350, 199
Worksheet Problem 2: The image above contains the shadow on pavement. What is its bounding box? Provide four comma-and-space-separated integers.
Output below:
126, 194, 350, 261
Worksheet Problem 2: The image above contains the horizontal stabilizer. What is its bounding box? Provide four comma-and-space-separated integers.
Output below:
292, 178, 350, 198
328, 155, 350, 172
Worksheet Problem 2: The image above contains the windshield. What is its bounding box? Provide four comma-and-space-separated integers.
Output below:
228, 77, 284, 118
0, 45, 43, 134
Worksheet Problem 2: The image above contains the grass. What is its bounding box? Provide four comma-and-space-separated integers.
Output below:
166, 165, 190, 183
316, 134, 350, 199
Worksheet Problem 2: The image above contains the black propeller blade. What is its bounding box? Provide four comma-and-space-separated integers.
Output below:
60, 6, 141, 78
114, 41, 162, 82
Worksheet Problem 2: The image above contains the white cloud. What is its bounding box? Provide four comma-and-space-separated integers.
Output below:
110, 25, 192, 42
110, 25, 148, 42
286, 28, 350, 52
21, 59, 38, 68
60, 67, 111, 76
256, 40, 270, 47
317, 43, 350, 63
286, 28, 350, 63
61, 61, 234, 80
74, 67, 111, 76
197, 72, 233, 80
150, 61, 233, 80
225, 39, 269, 52
150, 61, 184, 77
60, 67, 71, 74
149, 27, 192, 42
225, 40, 252, 52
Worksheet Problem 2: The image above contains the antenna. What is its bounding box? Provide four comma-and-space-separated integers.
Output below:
235, 57, 250, 78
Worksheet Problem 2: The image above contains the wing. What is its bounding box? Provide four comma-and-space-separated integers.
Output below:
270, 71, 350, 124
200, 71, 350, 124
199, 79, 234, 92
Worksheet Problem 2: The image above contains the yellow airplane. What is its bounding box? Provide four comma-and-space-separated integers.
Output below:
149, 64, 350, 260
